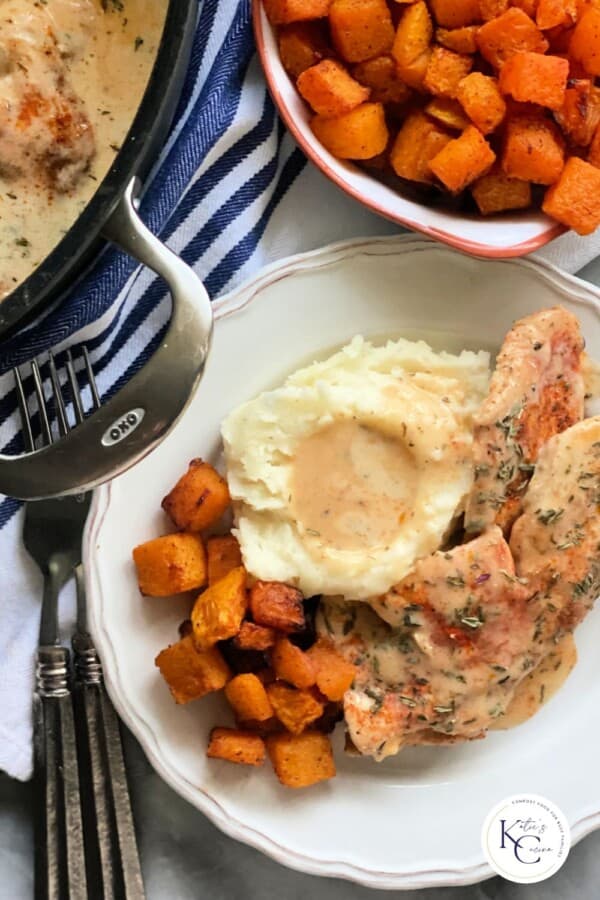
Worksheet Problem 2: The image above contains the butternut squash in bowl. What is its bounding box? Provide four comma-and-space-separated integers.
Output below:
253, 0, 600, 255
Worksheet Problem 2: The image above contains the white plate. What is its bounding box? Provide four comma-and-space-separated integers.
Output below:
85, 236, 600, 890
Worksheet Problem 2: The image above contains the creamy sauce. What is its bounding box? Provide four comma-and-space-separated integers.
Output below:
0, 0, 167, 296
291, 420, 417, 552
490, 634, 577, 730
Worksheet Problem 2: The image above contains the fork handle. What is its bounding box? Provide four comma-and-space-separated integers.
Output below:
34, 646, 87, 900
72, 633, 145, 900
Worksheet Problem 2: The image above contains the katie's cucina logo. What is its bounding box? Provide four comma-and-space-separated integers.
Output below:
482, 794, 570, 884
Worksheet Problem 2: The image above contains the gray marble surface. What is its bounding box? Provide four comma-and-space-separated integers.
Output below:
2, 725, 600, 900
3, 253, 600, 900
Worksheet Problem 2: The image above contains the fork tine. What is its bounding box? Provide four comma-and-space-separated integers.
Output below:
66, 350, 84, 425
83, 347, 100, 411
48, 352, 69, 437
31, 360, 52, 446
14, 367, 34, 452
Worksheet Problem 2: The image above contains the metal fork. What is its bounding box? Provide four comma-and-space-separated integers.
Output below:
16, 348, 144, 900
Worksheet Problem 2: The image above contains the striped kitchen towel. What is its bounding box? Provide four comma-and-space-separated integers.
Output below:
0, 0, 599, 781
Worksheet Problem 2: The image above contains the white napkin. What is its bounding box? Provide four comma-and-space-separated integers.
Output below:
535, 229, 600, 274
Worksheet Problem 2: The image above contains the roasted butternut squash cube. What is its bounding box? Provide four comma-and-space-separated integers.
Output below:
266, 683, 325, 734
436, 25, 479, 53
429, 125, 496, 191
206, 534, 242, 585
233, 621, 277, 651
249, 580, 306, 632
306, 638, 357, 701
311, 101, 389, 157
133, 533, 207, 597
267, 731, 336, 788
423, 46, 473, 97
429, 0, 480, 26
570, 8, 600, 75
155, 636, 231, 704
575, 0, 600, 16
555, 80, 600, 146
542, 156, 600, 233
480, 0, 510, 20
471, 170, 532, 212
501, 113, 565, 182
536, 0, 577, 27
207, 727, 266, 766
225, 673, 274, 722
191, 566, 248, 649
278, 22, 329, 79
457, 73, 506, 134
352, 55, 412, 103
476, 9, 548, 69
297, 59, 370, 115
263, 0, 331, 25
271, 637, 316, 689
162, 459, 230, 532
390, 111, 453, 181
392, 0, 433, 73
425, 97, 470, 129
329, 0, 395, 62
499, 52, 568, 109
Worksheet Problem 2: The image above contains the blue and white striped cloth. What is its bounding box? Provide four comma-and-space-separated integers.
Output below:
0, 0, 599, 781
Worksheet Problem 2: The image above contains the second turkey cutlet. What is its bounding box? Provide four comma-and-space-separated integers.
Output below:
510, 417, 600, 641
318, 528, 535, 760
465, 307, 585, 536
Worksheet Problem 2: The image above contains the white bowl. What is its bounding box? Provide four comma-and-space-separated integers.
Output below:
85, 236, 600, 890
253, 3, 566, 258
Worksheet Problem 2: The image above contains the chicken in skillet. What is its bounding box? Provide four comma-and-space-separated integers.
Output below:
464, 307, 585, 537
0, 1, 96, 192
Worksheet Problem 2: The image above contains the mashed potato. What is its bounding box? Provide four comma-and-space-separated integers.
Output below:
222, 336, 490, 600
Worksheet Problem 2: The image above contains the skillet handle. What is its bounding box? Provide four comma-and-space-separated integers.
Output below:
0, 178, 213, 500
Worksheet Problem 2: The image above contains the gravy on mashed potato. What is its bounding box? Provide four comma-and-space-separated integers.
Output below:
291, 420, 417, 552
222, 335, 491, 600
